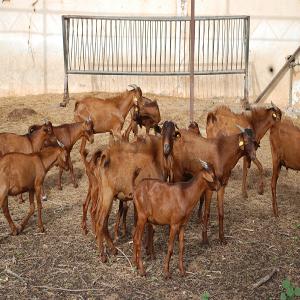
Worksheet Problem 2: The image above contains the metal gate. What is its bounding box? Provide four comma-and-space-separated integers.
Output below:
61, 15, 250, 107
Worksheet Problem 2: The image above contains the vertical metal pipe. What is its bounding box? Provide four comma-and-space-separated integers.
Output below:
61, 16, 70, 106
189, 0, 195, 122
243, 16, 250, 109
289, 64, 294, 106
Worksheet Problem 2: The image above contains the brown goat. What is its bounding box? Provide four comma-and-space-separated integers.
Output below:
206, 103, 281, 198
94, 133, 177, 262
81, 149, 103, 234
0, 144, 69, 235
0, 121, 55, 203
133, 161, 220, 278
29, 119, 94, 190
74, 84, 142, 150
113, 121, 180, 241
172, 126, 257, 245
0, 121, 54, 156
123, 96, 161, 140
269, 119, 300, 216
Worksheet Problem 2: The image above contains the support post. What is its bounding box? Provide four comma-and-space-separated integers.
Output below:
242, 16, 250, 110
288, 58, 296, 106
189, 0, 195, 122
60, 16, 70, 107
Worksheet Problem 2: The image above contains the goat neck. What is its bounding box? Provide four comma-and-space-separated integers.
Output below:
250, 109, 274, 141
216, 134, 244, 180
181, 172, 211, 215
27, 128, 48, 152
38, 147, 61, 172
67, 122, 87, 148
116, 90, 137, 118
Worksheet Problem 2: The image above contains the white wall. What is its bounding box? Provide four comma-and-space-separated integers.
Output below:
1, 0, 300, 106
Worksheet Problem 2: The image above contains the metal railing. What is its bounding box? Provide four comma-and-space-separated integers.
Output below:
61, 15, 250, 106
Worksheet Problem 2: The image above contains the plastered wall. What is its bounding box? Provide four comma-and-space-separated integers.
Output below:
1, 0, 300, 106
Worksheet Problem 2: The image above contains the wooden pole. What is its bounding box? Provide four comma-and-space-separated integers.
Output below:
189, 0, 195, 122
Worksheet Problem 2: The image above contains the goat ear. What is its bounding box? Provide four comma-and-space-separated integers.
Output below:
238, 136, 245, 150
202, 171, 214, 183
57, 139, 65, 148
175, 131, 181, 138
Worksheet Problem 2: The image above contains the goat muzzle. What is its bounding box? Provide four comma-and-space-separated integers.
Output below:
163, 144, 171, 156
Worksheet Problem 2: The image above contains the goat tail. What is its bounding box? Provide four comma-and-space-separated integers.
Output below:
74, 101, 80, 112
132, 168, 142, 189
206, 112, 217, 125
153, 124, 161, 135
81, 149, 90, 171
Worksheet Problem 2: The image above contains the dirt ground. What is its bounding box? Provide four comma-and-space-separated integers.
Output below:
0, 92, 299, 300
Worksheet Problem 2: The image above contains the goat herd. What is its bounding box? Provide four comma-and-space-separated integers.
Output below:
0, 84, 299, 279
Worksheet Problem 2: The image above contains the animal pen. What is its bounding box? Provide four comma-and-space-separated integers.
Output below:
61, 15, 250, 118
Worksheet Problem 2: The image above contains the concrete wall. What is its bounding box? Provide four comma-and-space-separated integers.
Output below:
1, 0, 300, 106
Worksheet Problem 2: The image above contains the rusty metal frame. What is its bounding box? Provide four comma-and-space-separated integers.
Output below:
61, 15, 250, 107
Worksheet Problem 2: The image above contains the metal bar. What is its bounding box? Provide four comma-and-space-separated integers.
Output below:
61, 16, 69, 105
243, 16, 250, 108
63, 15, 249, 21
66, 70, 246, 75
255, 46, 300, 103
289, 64, 294, 106
189, 0, 195, 122
62, 14, 250, 105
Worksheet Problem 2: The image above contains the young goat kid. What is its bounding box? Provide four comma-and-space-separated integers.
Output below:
0, 141, 69, 235
133, 160, 220, 278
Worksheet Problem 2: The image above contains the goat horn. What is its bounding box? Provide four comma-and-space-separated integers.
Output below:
199, 159, 209, 170
87, 115, 92, 122
271, 101, 279, 110
235, 124, 245, 133
43, 118, 49, 124
174, 123, 179, 130
128, 84, 138, 90
57, 139, 65, 148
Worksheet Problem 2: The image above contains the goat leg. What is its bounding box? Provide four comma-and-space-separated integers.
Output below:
242, 157, 250, 199
57, 166, 63, 190
202, 189, 213, 245
121, 202, 128, 237
163, 225, 178, 279
217, 187, 226, 244
253, 157, 264, 195
19, 191, 35, 233
114, 201, 123, 241
1, 196, 19, 236
82, 188, 91, 235
68, 155, 78, 188
145, 223, 156, 260
134, 218, 146, 276
271, 159, 281, 217
35, 186, 45, 233
178, 226, 186, 277
18, 194, 25, 204
197, 194, 205, 223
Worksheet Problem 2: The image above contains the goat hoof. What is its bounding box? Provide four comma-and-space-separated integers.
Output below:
180, 270, 186, 277
57, 186, 62, 191
74, 183, 78, 188
242, 192, 248, 199
111, 247, 118, 256
42, 195, 47, 202
258, 187, 264, 195
164, 272, 171, 280
220, 239, 227, 245
11, 228, 20, 236
201, 239, 209, 247
100, 255, 107, 263
39, 226, 45, 233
